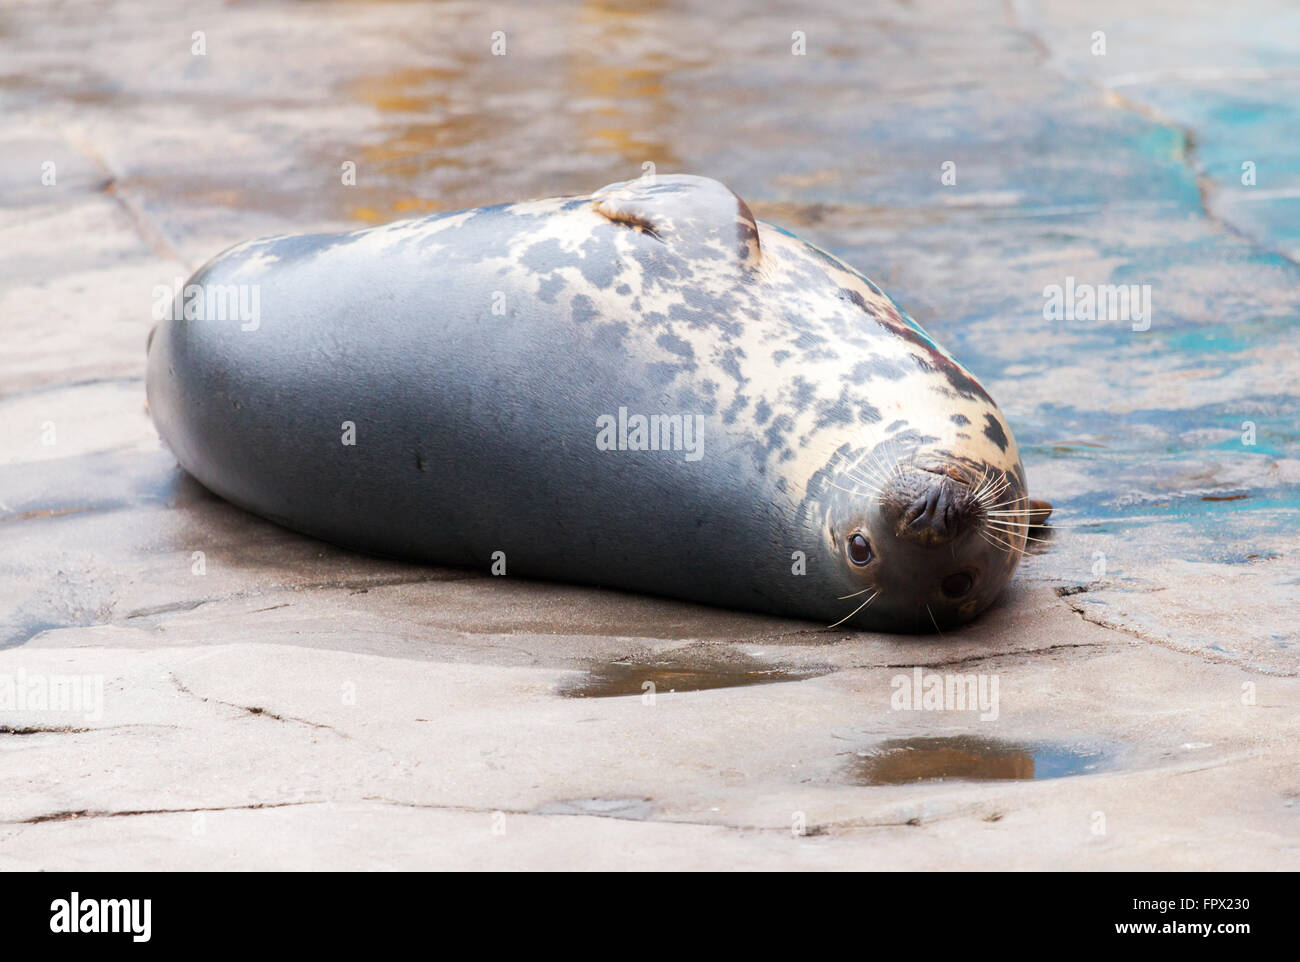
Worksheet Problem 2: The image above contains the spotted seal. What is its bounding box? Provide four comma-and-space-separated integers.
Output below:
146, 174, 1051, 632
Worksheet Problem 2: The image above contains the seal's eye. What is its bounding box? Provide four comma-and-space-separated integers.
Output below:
941, 571, 973, 598
848, 533, 872, 565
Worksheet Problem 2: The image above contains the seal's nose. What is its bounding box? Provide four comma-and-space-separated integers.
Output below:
899, 479, 970, 545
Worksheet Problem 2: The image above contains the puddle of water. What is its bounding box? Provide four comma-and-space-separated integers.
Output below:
846, 735, 1110, 785
558, 650, 831, 698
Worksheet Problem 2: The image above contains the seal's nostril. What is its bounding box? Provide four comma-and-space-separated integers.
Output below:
904, 481, 964, 541
941, 571, 973, 598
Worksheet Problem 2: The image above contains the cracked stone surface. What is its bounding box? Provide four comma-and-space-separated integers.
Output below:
1, 0, 1297, 869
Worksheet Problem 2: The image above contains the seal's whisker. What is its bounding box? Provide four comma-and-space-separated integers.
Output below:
983, 512, 1032, 525
837, 447, 871, 473
980, 528, 1026, 556
984, 536, 1026, 558
987, 517, 1086, 528
881, 438, 907, 481
842, 483, 886, 502
977, 476, 1011, 505
827, 590, 879, 629
973, 478, 1003, 506
985, 491, 1023, 513
843, 470, 885, 494
838, 586, 875, 599
983, 509, 1068, 525
826, 481, 870, 497
986, 523, 1052, 544
1001, 533, 1051, 544
926, 603, 944, 636
894, 444, 915, 480
989, 533, 1028, 555
844, 482, 883, 498
861, 445, 895, 491
840, 447, 891, 495
863, 457, 894, 488
986, 518, 1047, 534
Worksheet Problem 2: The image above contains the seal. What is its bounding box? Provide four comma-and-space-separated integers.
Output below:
146, 174, 1051, 632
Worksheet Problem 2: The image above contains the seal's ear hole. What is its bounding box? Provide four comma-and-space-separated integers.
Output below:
600, 209, 662, 240
848, 533, 872, 566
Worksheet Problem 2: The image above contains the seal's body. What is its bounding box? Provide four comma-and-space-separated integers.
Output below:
147, 175, 1049, 632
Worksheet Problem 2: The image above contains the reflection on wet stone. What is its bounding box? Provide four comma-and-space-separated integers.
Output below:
847, 736, 1110, 786
559, 646, 832, 698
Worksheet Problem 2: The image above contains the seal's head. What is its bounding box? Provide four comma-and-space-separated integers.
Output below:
818, 436, 1050, 633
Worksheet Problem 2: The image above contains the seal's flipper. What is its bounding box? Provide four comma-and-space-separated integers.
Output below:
1027, 499, 1053, 525
592, 174, 761, 264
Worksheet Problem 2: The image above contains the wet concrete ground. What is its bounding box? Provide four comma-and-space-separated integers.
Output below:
1, 0, 1297, 868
